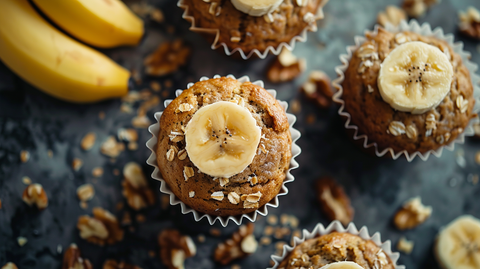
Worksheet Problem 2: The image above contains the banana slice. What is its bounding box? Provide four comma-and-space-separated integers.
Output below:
231, 0, 283, 16
320, 261, 364, 269
435, 215, 480, 269
377, 41, 453, 114
185, 101, 261, 178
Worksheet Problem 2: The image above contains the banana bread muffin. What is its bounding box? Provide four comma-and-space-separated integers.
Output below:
278, 232, 395, 269
338, 27, 476, 155
156, 77, 292, 216
179, 0, 327, 57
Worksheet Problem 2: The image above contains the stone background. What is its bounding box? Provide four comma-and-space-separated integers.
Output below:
0, 0, 480, 268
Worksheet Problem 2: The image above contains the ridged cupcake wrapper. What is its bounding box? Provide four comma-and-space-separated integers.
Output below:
146, 74, 301, 227
269, 221, 405, 269
177, 0, 329, 60
332, 20, 480, 162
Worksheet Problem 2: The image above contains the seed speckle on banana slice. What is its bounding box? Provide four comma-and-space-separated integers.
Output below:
435, 215, 480, 269
378, 41, 454, 114
185, 101, 261, 178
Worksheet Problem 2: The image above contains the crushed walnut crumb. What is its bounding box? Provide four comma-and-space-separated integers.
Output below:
158, 229, 196, 269
459, 7, 480, 39
92, 167, 104, 178
62, 244, 93, 269
72, 158, 83, 172
397, 236, 414, 254
77, 184, 95, 202
393, 196, 432, 230
81, 132, 96, 151
267, 48, 305, 83
402, 0, 439, 18
100, 136, 124, 158
144, 40, 191, 77
300, 70, 333, 109
22, 183, 48, 209
214, 223, 257, 265
77, 207, 124, 245
377, 5, 407, 27
17, 237, 27, 247
20, 150, 30, 163
316, 177, 354, 226
122, 162, 155, 210
22, 176, 32, 185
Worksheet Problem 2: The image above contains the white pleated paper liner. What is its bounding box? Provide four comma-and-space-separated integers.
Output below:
177, 0, 329, 60
269, 221, 405, 269
146, 74, 301, 227
331, 20, 480, 162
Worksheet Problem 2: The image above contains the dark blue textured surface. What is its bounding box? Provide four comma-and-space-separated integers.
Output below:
1, 0, 480, 268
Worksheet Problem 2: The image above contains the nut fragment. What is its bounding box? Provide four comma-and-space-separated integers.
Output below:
144, 40, 191, 76
72, 158, 83, 171
103, 260, 141, 269
214, 223, 256, 265
17, 237, 27, 246
459, 7, 480, 39
402, 0, 439, 17
92, 167, 104, 177
20, 150, 30, 163
132, 115, 151, 128
316, 177, 354, 226
300, 70, 333, 109
77, 184, 95, 202
81, 132, 96, 151
22, 183, 48, 209
397, 236, 414, 254
117, 128, 138, 142
1, 263, 18, 269
377, 5, 407, 27
77, 207, 124, 245
122, 162, 155, 210
62, 243, 93, 269
267, 48, 305, 83
393, 196, 432, 230
100, 136, 124, 158
158, 229, 196, 269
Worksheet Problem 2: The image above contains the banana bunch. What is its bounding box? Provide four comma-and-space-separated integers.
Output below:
0, 0, 144, 103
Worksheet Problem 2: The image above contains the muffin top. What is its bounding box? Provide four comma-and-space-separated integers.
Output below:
278, 232, 395, 269
341, 28, 475, 154
182, 0, 324, 55
156, 77, 292, 216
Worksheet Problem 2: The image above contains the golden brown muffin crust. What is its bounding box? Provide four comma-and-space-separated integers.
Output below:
278, 232, 395, 269
157, 77, 292, 216
341, 28, 475, 154
182, 0, 323, 54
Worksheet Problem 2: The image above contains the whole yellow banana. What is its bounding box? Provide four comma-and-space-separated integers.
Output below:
0, 0, 130, 103
32, 0, 144, 48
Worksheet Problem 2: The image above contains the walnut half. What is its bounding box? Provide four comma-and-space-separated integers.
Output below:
62, 244, 93, 269
393, 197, 432, 230
214, 223, 258, 265
103, 260, 142, 269
158, 229, 196, 269
77, 207, 124, 246
22, 183, 48, 209
122, 162, 155, 210
459, 7, 480, 39
267, 48, 305, 83
316, 177, 354, 226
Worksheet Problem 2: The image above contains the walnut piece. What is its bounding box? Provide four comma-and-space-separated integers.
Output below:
214, 223, 257, 265
267, 48, 305, 83
77, 184, 95, 202
22, 183, 48, 209
20, 150, 29, 163
100, 136, 124, 158
393, 197, 432, 230
459, 7, 480, 39
316, 177, 354, 226
397, 236, 414, 254
62, 243, 93, 269
144, 40, 191, 76
81, 132, 96, 151
122, 162, 155, 210
377, 5, 407, 27
1, 263, 18, 269
300, 70, 334, 109
158, 229, 196, 269
402, 0, 439, 17
77, 207, 124, 246
103, 260, 142, 269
